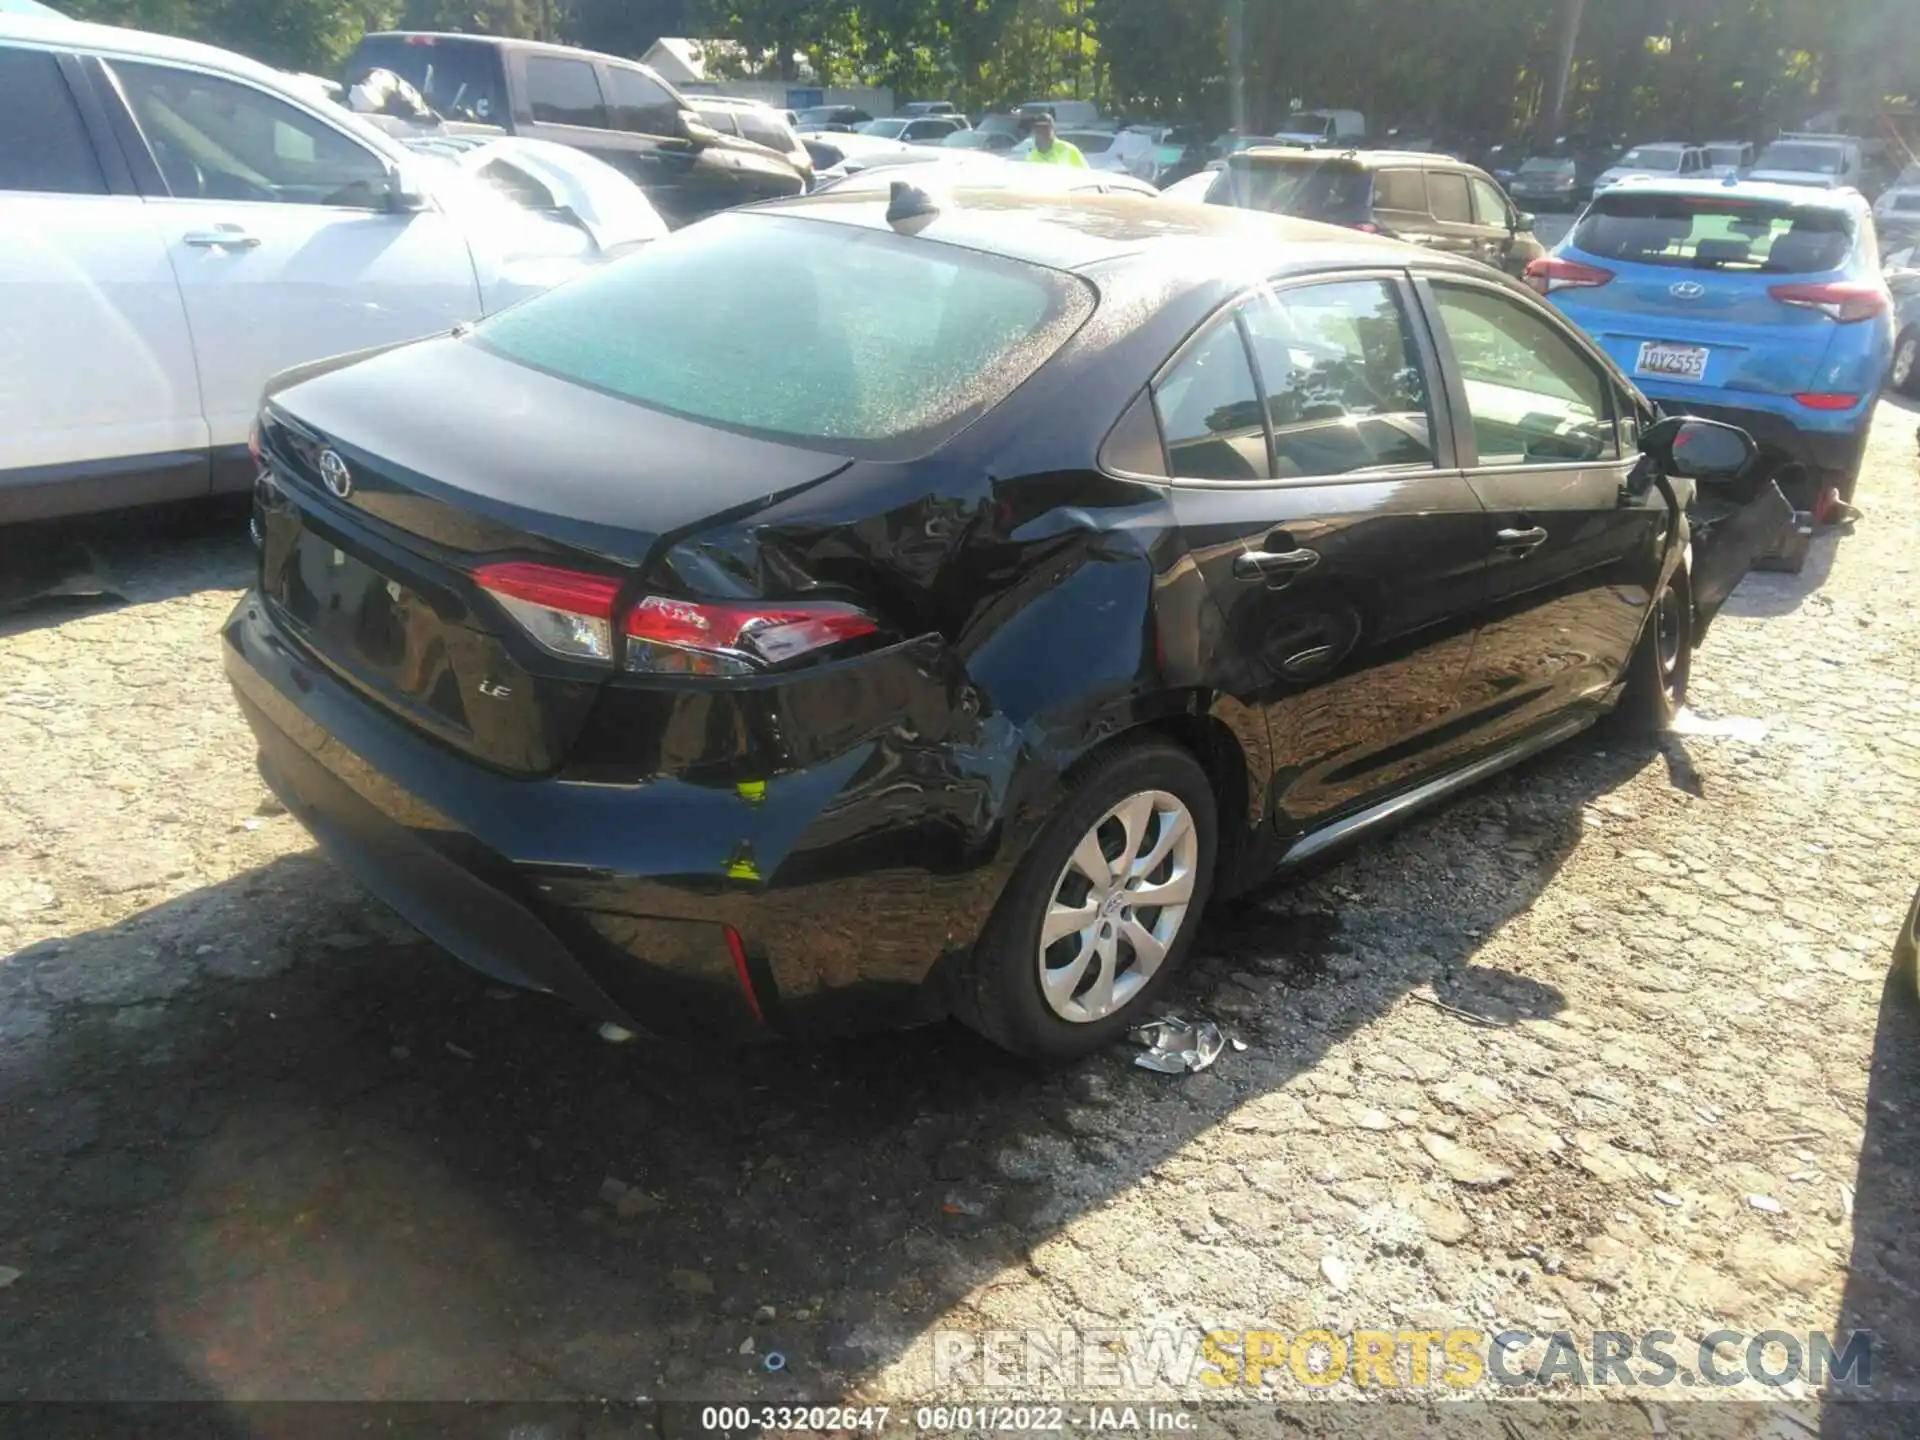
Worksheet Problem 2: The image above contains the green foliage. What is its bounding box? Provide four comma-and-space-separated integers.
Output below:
47, 0, 1920, 135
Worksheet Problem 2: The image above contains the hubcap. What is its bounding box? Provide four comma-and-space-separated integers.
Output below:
1039, 790, 1198, 1024
1896, 337, 1918, 390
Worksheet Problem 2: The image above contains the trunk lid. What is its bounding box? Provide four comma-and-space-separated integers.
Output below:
257, 335, 852, 773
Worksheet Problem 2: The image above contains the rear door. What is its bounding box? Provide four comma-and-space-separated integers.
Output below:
105, 57, 481, 463
1423, 168, 1488, 263
1160, 274, 1490, 832
0, 43, 207, 513
1419, 273, 1664, 741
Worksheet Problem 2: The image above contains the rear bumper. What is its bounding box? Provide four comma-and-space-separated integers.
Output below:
1639, 394, 1869, 475
223, 592, 1020, 1040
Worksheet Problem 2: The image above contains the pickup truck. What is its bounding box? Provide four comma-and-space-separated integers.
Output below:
344, 32, 805, 226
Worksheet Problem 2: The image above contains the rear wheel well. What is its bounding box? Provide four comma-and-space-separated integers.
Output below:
1139, 711, 1252, 880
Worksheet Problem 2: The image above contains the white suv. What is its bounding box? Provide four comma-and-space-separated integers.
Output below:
0, 14, 658, 522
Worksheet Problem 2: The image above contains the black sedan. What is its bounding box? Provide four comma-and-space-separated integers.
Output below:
226, 187, 1788, 1060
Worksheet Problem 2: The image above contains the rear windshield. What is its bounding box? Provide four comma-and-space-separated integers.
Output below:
1209, 158, 1372, 222
472, 212, 1093, 458
345, 36, 507, 125
1615, 146, 1684, 171
1571, 192, 1855, 273
1757, 143, 1846, 174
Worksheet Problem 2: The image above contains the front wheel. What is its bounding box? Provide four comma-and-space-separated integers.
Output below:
1611, 570, 1691, 733
958, 742, 1218, 1060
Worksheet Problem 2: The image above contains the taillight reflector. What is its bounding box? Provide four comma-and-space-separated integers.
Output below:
1792, 392, 1862, 411
1523, 256, 1615, 296
1768, 281, 1887, 323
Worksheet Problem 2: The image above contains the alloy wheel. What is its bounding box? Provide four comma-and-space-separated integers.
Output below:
1654, 582, 1684, 704
1038, 790, 1198, 1024
1895, 334, 1918, 393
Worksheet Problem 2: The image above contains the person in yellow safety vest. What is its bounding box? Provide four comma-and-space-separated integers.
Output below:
1025, 114, 1088, 168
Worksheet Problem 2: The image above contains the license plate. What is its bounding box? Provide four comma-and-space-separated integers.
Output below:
1635, 341, 1710, 382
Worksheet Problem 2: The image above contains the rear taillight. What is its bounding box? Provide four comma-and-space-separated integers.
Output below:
1524, 256, 1615, 296
474, 562, 876, 676
624, 595, 876, 677
475, 562, 622, 662
1768, 281, 1887, 323
1793, 392, 1862, 411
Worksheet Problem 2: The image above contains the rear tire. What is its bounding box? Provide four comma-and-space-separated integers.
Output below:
1612, 569, 1691, 733
959, 741, 1217, 1061
1892, 328, 1920, 398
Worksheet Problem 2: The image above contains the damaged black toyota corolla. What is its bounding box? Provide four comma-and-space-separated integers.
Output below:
225, 187, 1789, 1059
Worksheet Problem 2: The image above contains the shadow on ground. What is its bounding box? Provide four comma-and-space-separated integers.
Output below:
0, 730, 1728, 1413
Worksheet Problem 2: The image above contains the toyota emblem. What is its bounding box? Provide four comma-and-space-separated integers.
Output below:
1669, 281, 1707, 300
317, 448, 353, 499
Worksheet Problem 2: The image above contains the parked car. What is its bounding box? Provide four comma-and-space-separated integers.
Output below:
798, 130, 923, 184
859, 114, 968, 144
1508, 154, 1600, 210
228, 191, 1781, 1059
1750, 135, 1867, 191
941, 129, 1018, 154
1882, 237, 1920, 396
0, 14, 655, 523
1873, 170, 1920, 224
1532, 180, 1891, 512
686, 94, 813, 184
1593, 143, 1712, 194
1206, 149, 1546, 279
341, 32, 805, 224
812, 158, 1157, 198
794, 103, 871, 131
1703, 141, 1755, 179
1276, 108, 1366, 146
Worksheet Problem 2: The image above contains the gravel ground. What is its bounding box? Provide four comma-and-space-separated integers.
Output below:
1, 401, 1918, 1434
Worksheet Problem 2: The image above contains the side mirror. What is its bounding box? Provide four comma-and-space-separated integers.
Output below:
1641, 414, 1757, 479
385, 165, 430, 214
1514, 211, 1536, 233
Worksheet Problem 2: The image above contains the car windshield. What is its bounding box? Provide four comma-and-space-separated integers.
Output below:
345, 36, 507, 124
1063, 132, 1114, 154
1209, 158, 1372, 222
1572, 192, 1855, 272
942, 130, 994, 148
1518, 157, 1574, 174
858, 119, 909, 138
1707, 146, 1747, 167
1757, 143, 1846, 174
473, 213, 1094, 458
1616, 146, 1684, 171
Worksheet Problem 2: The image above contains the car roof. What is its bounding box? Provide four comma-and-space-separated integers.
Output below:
1593, 177, 1867, 211
359, 30, 667, 72
1232, 147, 1477, 170
752, 188, 1462, 280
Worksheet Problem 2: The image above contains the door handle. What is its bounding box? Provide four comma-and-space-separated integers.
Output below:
1495, 525, 1549, 554
183, 225, 261, 250
1232, 546, 1320, 582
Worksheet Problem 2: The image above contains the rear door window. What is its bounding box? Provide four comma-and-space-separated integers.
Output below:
1243, 279, 1436, 478
1426, 171, 1472, 224
0, 46, 107, 195
525, 56, 607, 129
1373, 168, 1425, 214
1154, 316, 1267, 481
606, 66, 680, 137
1572, 192, 1854, 273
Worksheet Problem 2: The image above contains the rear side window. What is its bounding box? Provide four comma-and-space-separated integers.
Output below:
1372, 169, 1425, 213
1155, 317, 1266, 481
525, 56, 607, 129
475, 212, 1093, 459
1427, 171, 1472, 223
0, 47, 107, 195
1572, 192, 1854, 273
606, 66, 680, 136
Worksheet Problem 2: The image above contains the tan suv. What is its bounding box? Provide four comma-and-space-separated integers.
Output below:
1205, 148, 1547, 279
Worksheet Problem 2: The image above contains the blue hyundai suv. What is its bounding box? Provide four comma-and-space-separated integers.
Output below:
1529, 179, 1891, 509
